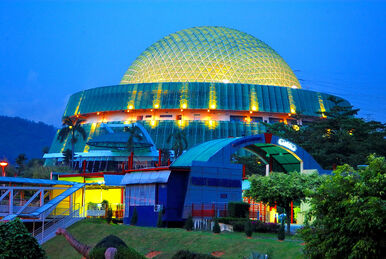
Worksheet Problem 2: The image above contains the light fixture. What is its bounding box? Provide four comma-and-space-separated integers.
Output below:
154, 104, 159, 109
0, 161, 8, 177
181, 103, 187, 109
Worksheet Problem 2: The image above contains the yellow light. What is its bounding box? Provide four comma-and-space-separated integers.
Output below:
150, 120, 156, 126
209, 120, 213, 126
292, 125, 300, 131
181, 103, 187, 109
210, 104, 216, 110
250, 111, 253, 114
97, 112, 100, 115
207, 109, 210, 112
252, 105, 257, 111
180, 109, 183, 112
290, 108, 296, 114
128, 105, 134, 110
154, 104, 159, 109
69, 126, 73, 129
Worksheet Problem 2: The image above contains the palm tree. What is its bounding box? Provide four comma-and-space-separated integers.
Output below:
167, 129, 188, 158
57, 117, 87, 169
124, 125, 143, 153
15, 153, 27, 176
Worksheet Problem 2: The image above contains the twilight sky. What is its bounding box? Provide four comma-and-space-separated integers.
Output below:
0, 0, 385, 126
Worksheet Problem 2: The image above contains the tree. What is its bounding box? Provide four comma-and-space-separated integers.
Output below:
245, 171, 320, 234
299, 155, 386, 258
62, 149, 72, 166
124, 125, 143, 153
232, 154, 266, 176
213, 220, 221, 234
130, 207, 138, 226
0, 218, 46, 259
57, 117, 87, 169
15, 153, 27, 176
245, 220, 253, 238
167, 129, 188, 158
265, 97, 386, 169
184, 215, 194, 231
157, 209, 163, 228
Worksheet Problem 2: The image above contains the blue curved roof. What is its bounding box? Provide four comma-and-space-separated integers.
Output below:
171, 138, 239, 167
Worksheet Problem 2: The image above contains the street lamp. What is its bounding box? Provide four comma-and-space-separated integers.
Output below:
0, 161, 8, 177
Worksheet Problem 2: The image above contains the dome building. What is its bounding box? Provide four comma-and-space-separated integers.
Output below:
44, 26, 350, 171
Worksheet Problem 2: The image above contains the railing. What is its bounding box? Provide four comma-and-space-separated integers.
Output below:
33, 204, 85, 244
190, 203, 228, 218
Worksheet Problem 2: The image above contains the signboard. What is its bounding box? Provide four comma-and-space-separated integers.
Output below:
278, 139, 297, 152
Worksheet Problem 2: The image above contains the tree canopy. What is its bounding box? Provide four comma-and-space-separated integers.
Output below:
245, 171, 320, 233
299, 155, 386, 258
266, 97, 386, 169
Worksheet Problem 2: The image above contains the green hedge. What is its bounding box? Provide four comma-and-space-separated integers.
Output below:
0, 218, 46, 259
215, 218, 280, 233
227, 202, 250, 218
172, 250, 216, 259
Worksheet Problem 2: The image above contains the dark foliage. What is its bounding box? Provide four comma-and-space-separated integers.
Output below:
251, 221, 280, 233
232, 154, 266, 176
172, 250, 216, 259
227, 202, 250, 218
212, 220, 221, 234
265, 97, 386, 169
106, 208, 113, 224
245, 220, 253, 237
278, 219, 285, 240
157, 209, 163, 228
89, 235, 146, 259
0, 116, 56, 164
0, 218, 46, 259
184, 215, 194, 231
130, 207, 138, 225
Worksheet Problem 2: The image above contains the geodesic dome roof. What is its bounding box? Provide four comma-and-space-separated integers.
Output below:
120, 26, 301, 88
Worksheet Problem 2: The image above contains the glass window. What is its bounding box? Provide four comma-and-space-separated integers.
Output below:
126, 184, 155, 206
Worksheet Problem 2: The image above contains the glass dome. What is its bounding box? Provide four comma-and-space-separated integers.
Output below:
121, 26, 301, 88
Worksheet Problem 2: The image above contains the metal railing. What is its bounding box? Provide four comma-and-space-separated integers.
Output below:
33, 203, 85, 244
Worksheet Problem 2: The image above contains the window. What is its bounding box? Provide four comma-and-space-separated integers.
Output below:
160, 114, 173, 118
194, 114, 200, 120
251, 117, 263, 122
269, 118, 281, 124
145, 115, 152, 118
230, 115, 245, 122
126, 184, 155, 206
176, 115, 182, 120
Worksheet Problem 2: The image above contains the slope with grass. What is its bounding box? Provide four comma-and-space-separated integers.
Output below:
43, 219, 304, 258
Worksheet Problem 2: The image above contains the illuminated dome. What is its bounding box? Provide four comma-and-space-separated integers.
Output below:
121, 26, 301, 88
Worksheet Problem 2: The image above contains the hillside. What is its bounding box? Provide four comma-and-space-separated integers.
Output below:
0, 115, 57, 164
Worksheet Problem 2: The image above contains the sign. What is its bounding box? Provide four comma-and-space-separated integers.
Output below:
278, 139, 297, 152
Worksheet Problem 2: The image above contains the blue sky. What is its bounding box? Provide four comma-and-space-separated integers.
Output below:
0, 0, 385, 126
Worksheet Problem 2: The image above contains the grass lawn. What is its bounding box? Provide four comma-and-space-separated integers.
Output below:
43, 219, 304, 259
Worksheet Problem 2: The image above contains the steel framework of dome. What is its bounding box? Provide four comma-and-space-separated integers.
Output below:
120, 26, 301, 88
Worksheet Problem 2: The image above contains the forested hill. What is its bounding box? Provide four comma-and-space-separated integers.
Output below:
0, 116, 57, 164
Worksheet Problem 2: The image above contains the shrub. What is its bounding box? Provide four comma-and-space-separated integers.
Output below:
184, 215, 194, 231
213, 220, 221, 234
172, 250, 216, 259
232, 221, 245, 232
245, 220, 253, 237
157, 209, 163, 228
227, 202, 250, 218
251, 221, 280, 233
278, 220, 285, 241
106, 207, 113, 224
215, 217, 248, 225
0, 218, 46, 259
130, 207, 138, 225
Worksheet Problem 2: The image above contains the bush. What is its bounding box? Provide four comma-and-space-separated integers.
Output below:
172, 250, 216, 259
278, 221, 285, 241
106, 207, 113, 224
130, 207, 138, 225
245, 220, 253, 237
0, 218, 46, 259
215, 217, 249, 232
251, 221, 280, 233
228, 202, 250, 218
89, 234, 145, 259
157, 209, 163, 228
184, 215, 194, 231
213, 220, 221, 234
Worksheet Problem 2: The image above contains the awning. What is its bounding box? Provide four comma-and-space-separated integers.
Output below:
121, 171, 171, 185
104, 174, 125, 186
